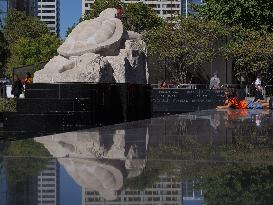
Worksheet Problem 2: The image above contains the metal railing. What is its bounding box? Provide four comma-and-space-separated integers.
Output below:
264, 85, 273, 98
153, 83, 245, 90
152, 83, 273, 98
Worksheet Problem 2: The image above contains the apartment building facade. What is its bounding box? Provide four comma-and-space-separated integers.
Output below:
37, 0, 60, 36
81, 0, 202, 19
0, 0, 37, 26
0, 0, 60, 35
37, 159, 59, 205
83, 177, 203, 205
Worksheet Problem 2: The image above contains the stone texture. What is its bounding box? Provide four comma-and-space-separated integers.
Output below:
58, 8, 123, 57
35, 127, 147, 200
107, 38, 148, 84
34, 53, 113, 83
34, 8, 148, 84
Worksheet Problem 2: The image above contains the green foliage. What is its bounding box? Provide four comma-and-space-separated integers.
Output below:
68, 2, 161, 36
202, 166, 273, 205
4, 139, 51, 185
1, 10, 61, 77
3, 9, 50, 45
224, 27, 273, 82
5, 34, 61, 77
198, 0, 273, 31
0, 98, 16, 112
93, 0, 122, 18
145, 17, 228, 82
123, 3, 163, 33
66, 23, 76, 37
124, 163, 160, 190
0, 30, 8, 69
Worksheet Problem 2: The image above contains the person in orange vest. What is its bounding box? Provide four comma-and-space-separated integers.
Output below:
217, 88, 269, 109
22, 72, 33, 85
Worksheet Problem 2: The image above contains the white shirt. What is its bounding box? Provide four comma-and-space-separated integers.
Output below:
255, 78, 262, 91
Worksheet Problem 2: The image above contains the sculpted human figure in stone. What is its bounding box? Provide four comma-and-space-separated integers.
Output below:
35, 127, 147, 200
58, 8, 123, 58
34, 8, 148, 84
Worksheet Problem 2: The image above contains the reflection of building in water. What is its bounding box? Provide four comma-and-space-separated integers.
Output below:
82, 0, 203, 19
37, 159, 59, 205
0, 161, 7, 205
35, 126, 148, 203
83, 176, 203, 205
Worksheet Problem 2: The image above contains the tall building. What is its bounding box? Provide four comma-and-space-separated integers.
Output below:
37, 159, 59, 205
83, 177, 203, 205
0, 161, 7, 205
9, 0, 37, 15
82, 0, 93, 17
81, 0, 202, 19
0, 0, 8, 27
0, 0, 37, 27
181, 0, 203, 17
37, 0, 60, 36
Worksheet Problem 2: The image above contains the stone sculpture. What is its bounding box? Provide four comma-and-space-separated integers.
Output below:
34, 8, 148, 84
35, 127, 147, 200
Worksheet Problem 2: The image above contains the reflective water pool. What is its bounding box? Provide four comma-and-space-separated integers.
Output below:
1, 109, 273, 205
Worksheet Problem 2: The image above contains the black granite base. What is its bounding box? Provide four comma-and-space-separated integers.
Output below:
152, 89, 226, 113
4, 83, 151, 134
270, 98, 273, 109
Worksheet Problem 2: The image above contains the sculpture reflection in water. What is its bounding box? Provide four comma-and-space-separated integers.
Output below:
34, 124, 148, 201
2, 110, 273, 204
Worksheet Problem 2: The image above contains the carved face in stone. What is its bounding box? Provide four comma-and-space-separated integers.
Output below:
58, 8, 124, 57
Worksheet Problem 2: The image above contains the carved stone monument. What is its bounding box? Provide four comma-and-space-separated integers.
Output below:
34, 8, 148, 84
35, 127, 147, 200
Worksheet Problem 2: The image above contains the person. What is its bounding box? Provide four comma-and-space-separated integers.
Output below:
217, 88, 269, 109
160, 81, 168, 88
11, 75, 24, 98
209, 72, 220, 89
22, 72, 33, 85
254, 73, 264, 102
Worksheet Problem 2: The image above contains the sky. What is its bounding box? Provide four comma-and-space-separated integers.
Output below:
60, 0, 82, 39
60, 164, 81, 205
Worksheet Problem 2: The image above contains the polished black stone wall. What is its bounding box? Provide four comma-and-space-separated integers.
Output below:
152, 89, 226, 113
3, 83, 151, 133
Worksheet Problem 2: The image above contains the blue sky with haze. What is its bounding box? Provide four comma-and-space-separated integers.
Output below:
60, 0, 81, 39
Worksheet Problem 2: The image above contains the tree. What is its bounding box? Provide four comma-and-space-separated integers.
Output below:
145, 17, 228, 83
3, 139, 51, 185
2, 10, 61, 77
123, 3, 163, 33
202, 165, 273, 205
66, 23, 76, 37
197, 0, 273, 31
0, 30, 8, 71
3, 9, 50, 45
66, 2, 162, 36
224, 27, 273, 83
93, 0, 122, 18
6, 34, 61, 77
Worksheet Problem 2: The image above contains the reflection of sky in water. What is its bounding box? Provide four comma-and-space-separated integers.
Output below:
0, 162, 7, 205
60, 164, 81, 205
2, 109, 273, 204
185, 201, 203, 205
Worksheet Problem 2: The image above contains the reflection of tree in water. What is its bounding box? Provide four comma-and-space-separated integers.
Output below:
202, 165, 273, 205
2, 139, 51, 185
124, 160, 161, 190
175, 118, 188, 136
140, 131, 273, 204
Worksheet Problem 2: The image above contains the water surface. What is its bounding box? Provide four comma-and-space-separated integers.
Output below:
1, 109, 273, 205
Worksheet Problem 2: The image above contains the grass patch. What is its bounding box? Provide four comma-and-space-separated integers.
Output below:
0, 98, 16, 112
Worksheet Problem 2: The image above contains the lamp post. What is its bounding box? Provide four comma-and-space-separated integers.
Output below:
185, 0, 188, 18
